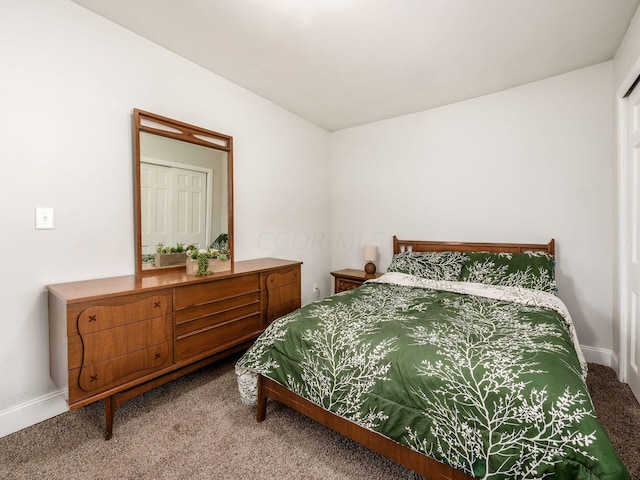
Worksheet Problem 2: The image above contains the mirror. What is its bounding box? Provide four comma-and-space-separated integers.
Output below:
133, 109, 233, 273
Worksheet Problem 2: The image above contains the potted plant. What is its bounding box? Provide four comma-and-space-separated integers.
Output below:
154, 242, 188, 267
185, 247, 212, 276
207, 247, 231, 272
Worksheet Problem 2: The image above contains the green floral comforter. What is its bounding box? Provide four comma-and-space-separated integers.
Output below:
236, 272, 629, 480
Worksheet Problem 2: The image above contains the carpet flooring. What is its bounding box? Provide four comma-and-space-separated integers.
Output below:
0, 357, 638, 480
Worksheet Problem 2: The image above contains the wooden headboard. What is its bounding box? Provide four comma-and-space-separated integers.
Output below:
393, 236, 555, 256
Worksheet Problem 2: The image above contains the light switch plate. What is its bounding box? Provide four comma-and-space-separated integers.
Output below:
35, 207, 54, 229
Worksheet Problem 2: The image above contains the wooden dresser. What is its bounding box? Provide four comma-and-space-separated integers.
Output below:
49, 258, 301, 439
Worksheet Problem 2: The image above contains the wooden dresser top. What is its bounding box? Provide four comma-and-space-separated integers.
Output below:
48, 258, 302, 304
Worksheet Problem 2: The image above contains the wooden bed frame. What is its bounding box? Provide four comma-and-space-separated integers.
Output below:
392, 236, 555, 256
256, 237, 556, 480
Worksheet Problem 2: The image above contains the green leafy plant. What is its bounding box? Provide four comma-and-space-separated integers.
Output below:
209, 247, 230, 261
156, 242, 189, 254
210, 233, 229, 250
197, 254, 211, 275
186, 247, 213, 275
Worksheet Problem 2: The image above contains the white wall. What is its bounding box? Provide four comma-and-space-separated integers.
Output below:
0, 0, 330, 436
614, 5, 640, 91
331, 62, 615, 358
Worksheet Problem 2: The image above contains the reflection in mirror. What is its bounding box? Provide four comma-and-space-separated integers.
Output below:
134, 109, 233, 273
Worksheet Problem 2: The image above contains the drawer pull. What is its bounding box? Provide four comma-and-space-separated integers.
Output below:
89, 315, 97, 322
154, 302, 160, 308
90, 374, 98, 382
155, 352, 161, 359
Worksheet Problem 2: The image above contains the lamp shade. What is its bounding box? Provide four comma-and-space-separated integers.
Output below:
363, 245, 378, 262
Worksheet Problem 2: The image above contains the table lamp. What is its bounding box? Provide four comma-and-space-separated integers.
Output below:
363, 245, 378, 274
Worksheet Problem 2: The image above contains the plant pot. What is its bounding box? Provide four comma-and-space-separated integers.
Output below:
154, 252, 188, 267
186, 258, 199, 275
208, 258, 231, 272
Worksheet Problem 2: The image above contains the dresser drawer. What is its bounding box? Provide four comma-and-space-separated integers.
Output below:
175, 313, 261, 362
73, 340, 172, 394
67, 290, 172, 336
175, 295, 261, 337
174, 275, 260, 310
265, 268, 299, 289
175, 292, 259, 326
267, 285, 301, 308
335, 277, 363, 293
77, 295, 169, 334
74, 316, 172, 367
267, 300, 300, 323
265, 266, 301, 323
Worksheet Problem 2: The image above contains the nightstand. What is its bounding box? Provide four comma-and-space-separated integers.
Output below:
331, 269, 383, 293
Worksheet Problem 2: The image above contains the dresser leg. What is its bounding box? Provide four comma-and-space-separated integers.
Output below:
104, 396, 115, 440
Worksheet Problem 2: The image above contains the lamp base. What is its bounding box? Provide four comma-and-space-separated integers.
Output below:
364, 262, 376, 274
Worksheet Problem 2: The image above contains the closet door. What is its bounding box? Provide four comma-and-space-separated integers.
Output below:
625, 81, 640, 403
141, 163, 208, 253
140, 162, 170, 254
172, 167, 207, 248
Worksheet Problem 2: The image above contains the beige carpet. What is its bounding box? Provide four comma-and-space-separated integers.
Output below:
0, 356, 637, 480
586, 363, 640, 479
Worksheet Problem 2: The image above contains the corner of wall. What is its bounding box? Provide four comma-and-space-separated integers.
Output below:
0, 390, 68, 438
580, 344, 614, 368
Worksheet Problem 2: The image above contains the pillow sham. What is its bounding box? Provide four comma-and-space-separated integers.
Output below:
387, 251, 467, 281
459, 251, 556, 293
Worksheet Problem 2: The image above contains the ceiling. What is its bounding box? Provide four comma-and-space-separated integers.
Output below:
71, 0, 639, 131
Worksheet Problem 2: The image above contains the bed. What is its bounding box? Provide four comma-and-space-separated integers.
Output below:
235, 237, 630, 480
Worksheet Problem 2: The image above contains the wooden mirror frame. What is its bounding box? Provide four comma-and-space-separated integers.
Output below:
133, 109, 234, 274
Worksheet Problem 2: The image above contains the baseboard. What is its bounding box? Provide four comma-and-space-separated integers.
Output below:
609, 351, 621, 378
580, 344, 613, 367
0, 390, 68, 438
